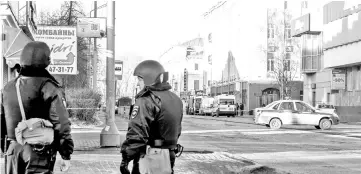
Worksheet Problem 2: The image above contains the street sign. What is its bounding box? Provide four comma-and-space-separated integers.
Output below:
115, 60, 123, 80
331, 69, 346, 90
184, 69, 188, 91
77, 17, 106, 38
35, 26, 77, 75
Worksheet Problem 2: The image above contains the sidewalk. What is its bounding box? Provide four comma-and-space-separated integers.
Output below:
1, 151, 284, 174
0, 115, 289, 174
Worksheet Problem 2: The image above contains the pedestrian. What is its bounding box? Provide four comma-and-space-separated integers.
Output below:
120, 60, 183, 174
236, 103, 239, 116
1, 41, 74, 173
240, 103, 244, 116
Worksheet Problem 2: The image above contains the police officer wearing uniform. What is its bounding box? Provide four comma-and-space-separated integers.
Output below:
1, 41, 74, 173
120, 60, 183, 174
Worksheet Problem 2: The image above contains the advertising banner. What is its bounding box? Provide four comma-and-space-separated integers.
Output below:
331, 69, 346, 90
35, 26, 77, 75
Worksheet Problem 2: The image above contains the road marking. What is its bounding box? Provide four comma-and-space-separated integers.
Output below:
71, 128, 314, 135
239, 150, 361, 163
71, 126, 361, 139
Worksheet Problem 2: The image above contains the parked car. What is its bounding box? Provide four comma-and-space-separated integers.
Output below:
254, 101, 280, 119
315, 103, 338, 116
255, 100, 340, 130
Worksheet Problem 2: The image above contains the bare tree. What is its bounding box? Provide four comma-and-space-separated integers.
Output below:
38, 1, 93, 89
259, 7, 301, 99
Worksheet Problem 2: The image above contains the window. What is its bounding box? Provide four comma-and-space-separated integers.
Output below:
287, 29, 291, 39
194, 80, 199, 90
295, 102, 312, 112
286, 28, 291, 39
346, 67, 352, 91
220, 99, 234, 105
195, 63, 199, 70
357, 66, 361, 90
279, 102, 295, 110
272, 103, 280, 110
268, 24, 275, 39
285, 53, 291, 71
267, 53, 275, 71
301, 34, 322, 72
327, 93, 330, 103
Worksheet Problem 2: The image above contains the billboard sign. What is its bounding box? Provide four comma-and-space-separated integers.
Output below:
291, 13, 310, 37
35, 26, 77, 75
77, 17, 106, 38
331, 69, 346, 90
115, 60, 123, 80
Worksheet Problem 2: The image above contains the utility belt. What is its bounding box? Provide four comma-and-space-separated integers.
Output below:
149, 139, 184, 157
8, 138, 53, 155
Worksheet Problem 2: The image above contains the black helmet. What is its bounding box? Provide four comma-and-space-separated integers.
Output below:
20, 41, 51, 68
133, 60, 167, 86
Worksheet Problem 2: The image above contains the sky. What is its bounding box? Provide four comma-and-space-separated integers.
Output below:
35, 0, 342, 83
36, 0, 220, 60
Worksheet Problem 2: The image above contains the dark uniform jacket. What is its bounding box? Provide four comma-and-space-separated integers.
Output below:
121, 82, 183, 160
1, 73, 74, 160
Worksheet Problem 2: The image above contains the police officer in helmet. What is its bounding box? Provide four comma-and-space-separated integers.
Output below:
1, 41, 74, 173
120, 60, 183, 174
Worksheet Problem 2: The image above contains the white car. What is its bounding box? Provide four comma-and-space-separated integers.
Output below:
254, 101, 280, 118
255, 100, 340, 130
315, 104, 339, 117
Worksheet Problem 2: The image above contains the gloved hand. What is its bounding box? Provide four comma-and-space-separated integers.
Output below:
60, 159, 70, 172
120, 159, 130, 174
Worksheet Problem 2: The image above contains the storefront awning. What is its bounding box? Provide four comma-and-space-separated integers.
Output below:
3, 26, 33, 68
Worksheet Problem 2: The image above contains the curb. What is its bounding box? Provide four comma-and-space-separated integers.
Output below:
74, 145, 215, 153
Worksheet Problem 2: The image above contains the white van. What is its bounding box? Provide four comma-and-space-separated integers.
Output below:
199, 97, 214, 116
211, 95, 236, 117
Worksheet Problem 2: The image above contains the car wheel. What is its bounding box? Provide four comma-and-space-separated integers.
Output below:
269, 118, 282, 130
315, 126, 321, 129
319, 118, 332, 130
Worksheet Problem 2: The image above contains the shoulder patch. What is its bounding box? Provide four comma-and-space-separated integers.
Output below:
131, 106, 139, 119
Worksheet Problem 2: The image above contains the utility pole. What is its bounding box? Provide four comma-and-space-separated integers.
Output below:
93, 1, 98, 89
0, 19, 3, 90
100, 1, 121, 147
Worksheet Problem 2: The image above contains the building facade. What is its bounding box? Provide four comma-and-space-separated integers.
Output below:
1, 1, 37, 90
292, 1, 361, 122
203, 0, 303, 111
159, 37, 209, 99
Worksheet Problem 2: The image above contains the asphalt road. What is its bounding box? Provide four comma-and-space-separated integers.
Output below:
71, 114, 361, 174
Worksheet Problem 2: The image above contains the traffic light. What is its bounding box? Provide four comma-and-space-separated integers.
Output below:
184, 68, 188, 91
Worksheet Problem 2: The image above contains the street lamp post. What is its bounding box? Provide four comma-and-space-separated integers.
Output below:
100, 1, 121, 147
